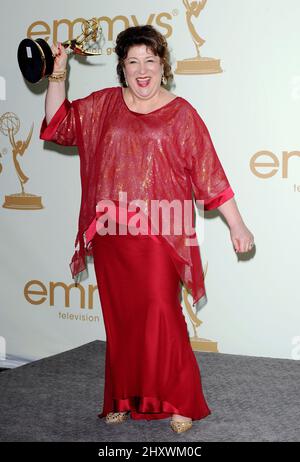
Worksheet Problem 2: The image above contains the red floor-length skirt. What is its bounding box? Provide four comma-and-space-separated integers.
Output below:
92, 222, 211, 421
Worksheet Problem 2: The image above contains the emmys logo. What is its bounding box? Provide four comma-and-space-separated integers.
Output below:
26, 12, 174, 47
24, 279, 98, 309
0, 76, 6, 101
175, 0, 222, 75
0, 113, 43, 209
250, 150, 300, 180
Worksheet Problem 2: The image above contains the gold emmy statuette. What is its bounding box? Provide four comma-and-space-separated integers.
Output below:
175, 0, 222, 75
17, 17, 104, 83
183, 263, 219, 352
0, 112, 43, 210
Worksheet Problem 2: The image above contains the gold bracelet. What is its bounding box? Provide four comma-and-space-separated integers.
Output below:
48, 69, 67, 82
49, 69, 67, 77
48, 72, 66, 82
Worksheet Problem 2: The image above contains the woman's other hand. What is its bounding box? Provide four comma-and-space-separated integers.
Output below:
230, 222, 255, 253
217, 197, 255, 254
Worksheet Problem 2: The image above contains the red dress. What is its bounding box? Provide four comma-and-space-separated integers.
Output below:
40, 86, 234, 420
92, 213, 211, 420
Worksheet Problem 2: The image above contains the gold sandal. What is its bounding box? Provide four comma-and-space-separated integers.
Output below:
105, 411, 130, 424
170, 418, 193, 433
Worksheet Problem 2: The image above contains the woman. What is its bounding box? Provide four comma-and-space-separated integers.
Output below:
40, 25, 254, 433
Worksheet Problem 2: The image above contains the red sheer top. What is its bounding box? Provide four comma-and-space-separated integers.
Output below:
40, 86, 234, 313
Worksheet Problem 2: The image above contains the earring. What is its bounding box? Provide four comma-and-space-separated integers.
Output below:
161, 73, 167, 86
124, 73, 128, 87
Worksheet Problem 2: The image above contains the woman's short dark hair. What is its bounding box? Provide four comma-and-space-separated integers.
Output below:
115, 25, 173, 87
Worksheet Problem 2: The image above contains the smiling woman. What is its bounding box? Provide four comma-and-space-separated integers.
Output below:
123, 47, 162, 91
40, 23, 253, 434
115, 25, 173, 88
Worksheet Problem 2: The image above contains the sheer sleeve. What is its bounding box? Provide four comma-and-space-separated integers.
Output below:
182, 106, 234, 210
40, 98, 78, 146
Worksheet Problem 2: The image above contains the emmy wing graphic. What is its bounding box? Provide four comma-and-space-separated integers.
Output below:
182, 262, 218, 352
0, 112, 43, 209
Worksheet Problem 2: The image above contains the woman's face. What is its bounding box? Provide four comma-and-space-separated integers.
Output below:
122, 44, 164, 99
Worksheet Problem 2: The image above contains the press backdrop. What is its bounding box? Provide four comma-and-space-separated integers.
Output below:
1, 0, 300, 366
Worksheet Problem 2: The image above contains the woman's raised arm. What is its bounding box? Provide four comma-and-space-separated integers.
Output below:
45, 42, 68, 124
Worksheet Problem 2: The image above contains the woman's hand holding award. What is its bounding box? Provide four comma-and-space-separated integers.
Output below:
17, 17, 104, 83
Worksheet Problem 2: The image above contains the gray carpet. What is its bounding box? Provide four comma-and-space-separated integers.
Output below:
0, 340, 299, 442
